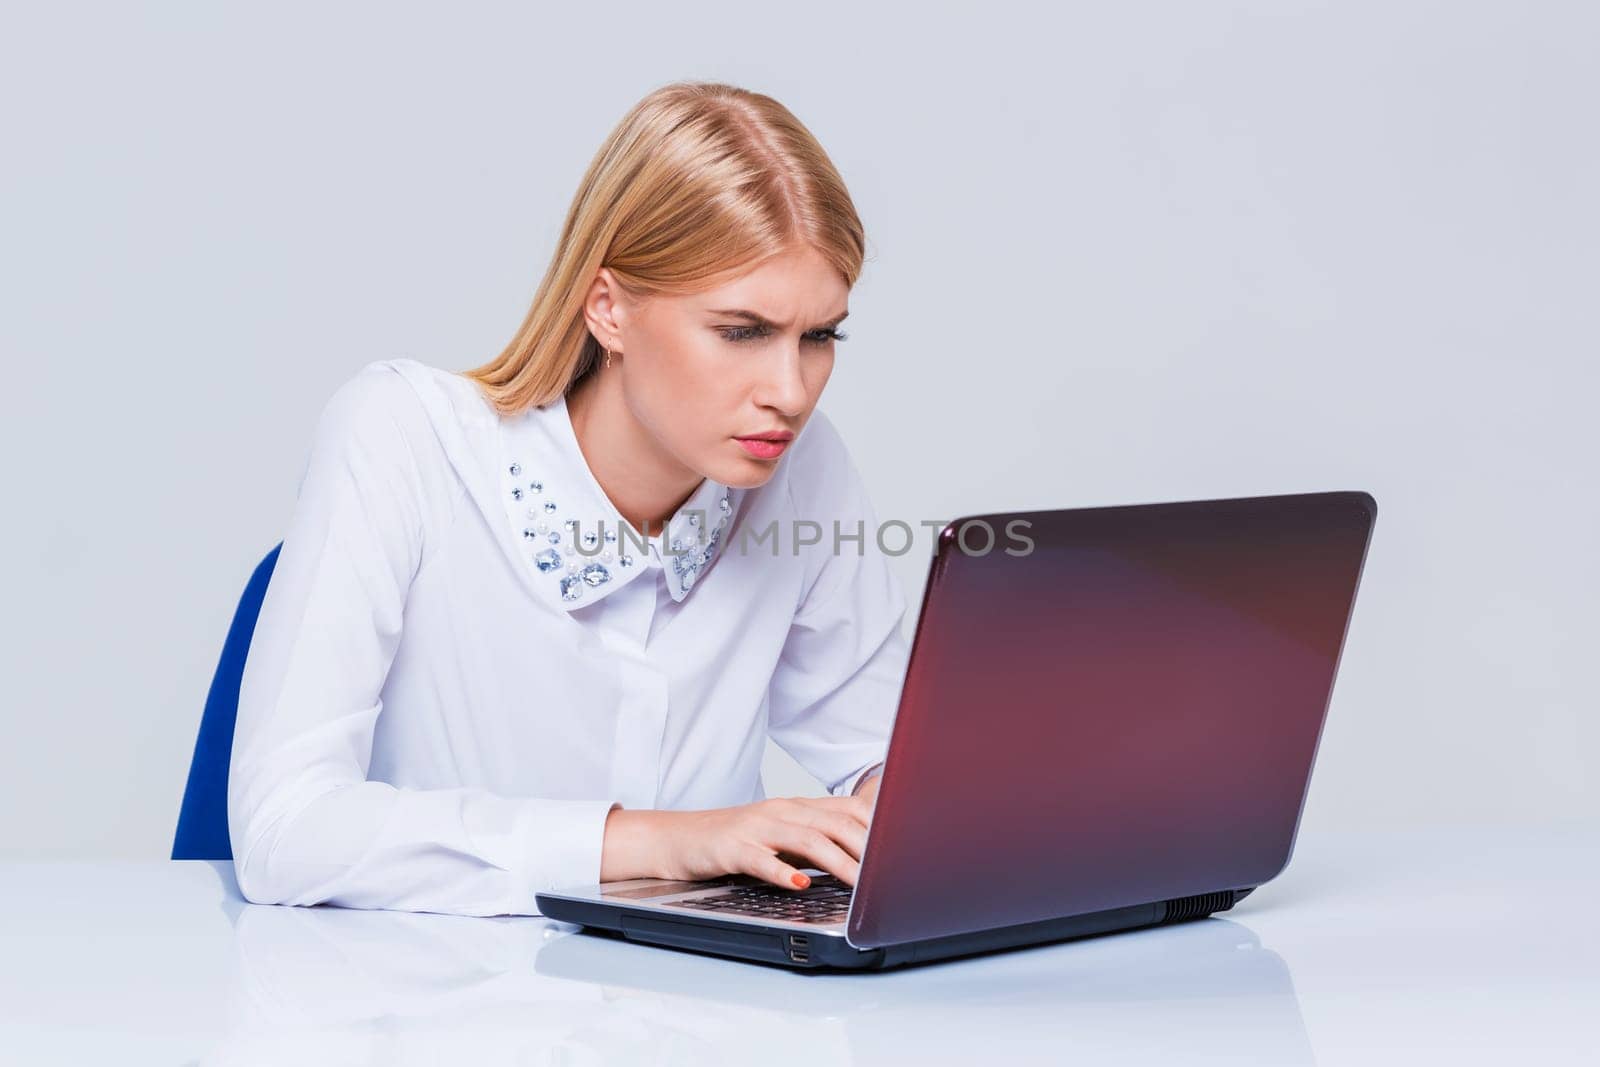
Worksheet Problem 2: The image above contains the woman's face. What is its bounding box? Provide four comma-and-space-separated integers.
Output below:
595, 244, 849, 490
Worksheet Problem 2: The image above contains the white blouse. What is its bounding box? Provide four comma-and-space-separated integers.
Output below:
228, 358, 910, 917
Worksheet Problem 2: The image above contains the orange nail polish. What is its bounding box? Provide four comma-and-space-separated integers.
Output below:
791, 872, 810, 889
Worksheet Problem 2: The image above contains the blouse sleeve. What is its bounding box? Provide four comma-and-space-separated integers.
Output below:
764, 413, 911, 799
227, 364, 619, 917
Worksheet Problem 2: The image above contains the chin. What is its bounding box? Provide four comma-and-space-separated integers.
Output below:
705, 453, 779, 490
715, 462, 779, 491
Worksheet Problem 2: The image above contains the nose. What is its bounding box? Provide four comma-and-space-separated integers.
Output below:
752, 344, 809, 418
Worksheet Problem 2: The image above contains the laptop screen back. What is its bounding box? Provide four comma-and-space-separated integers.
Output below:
847, 490, 1377, 949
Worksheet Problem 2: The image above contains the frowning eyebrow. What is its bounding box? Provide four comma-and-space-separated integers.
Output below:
706, 308, 849, 330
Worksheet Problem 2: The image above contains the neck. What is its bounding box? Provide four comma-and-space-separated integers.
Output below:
564, 370, 703, 539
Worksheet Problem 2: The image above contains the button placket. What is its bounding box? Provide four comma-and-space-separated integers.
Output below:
598, 590, 669, 811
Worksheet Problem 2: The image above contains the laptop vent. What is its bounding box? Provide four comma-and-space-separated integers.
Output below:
1160, 890, 1238, 924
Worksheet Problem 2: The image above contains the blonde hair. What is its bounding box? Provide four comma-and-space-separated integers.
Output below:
461, 81, 868, 416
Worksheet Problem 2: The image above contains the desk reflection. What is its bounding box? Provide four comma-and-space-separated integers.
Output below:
205, 894, 1315, 1066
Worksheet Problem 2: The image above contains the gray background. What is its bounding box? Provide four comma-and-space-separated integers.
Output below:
2, 0, 1593, 860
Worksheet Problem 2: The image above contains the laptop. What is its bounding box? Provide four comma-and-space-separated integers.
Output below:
536, 489, 1378, 970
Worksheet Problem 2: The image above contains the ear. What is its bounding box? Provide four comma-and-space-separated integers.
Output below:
582, 267, 628, 351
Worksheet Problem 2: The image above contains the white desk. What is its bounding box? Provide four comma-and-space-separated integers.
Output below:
1, 827, 1593, 1065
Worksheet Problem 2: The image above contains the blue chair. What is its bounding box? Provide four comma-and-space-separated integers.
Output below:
172, 542, 283, 860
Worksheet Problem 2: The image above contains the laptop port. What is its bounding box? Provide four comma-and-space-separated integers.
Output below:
786, 933, 810, 962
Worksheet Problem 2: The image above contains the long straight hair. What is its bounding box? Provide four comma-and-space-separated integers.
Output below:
461, 81, 868, 417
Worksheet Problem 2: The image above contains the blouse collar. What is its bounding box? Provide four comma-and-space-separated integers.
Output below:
385, 358, 739, 613
498, 391, 739, 610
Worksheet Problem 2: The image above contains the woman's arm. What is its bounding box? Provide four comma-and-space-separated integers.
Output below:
227, 365, 618, 916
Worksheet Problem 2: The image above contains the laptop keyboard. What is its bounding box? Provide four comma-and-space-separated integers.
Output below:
665, 873, 853, 924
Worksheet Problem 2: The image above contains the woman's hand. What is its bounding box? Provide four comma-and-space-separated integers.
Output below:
601, 795, 874, 890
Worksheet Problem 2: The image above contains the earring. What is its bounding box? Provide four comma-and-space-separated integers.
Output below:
604, 347, 614, 369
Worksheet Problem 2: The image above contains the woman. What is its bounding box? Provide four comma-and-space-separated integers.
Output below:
227, 81, 910, 917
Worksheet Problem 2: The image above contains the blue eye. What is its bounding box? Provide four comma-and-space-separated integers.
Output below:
718, 325, 848, 344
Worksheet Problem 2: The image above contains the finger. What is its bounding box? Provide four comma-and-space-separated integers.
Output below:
765, 802, 867, 854
769, 823, 862, 887
737, 844, 815, 891
789, 808, 868, 862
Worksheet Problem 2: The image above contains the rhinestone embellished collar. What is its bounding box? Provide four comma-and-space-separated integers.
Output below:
498, 392, 738, 610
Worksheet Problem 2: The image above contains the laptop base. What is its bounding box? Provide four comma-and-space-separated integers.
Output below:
536, 887, 1253, 971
